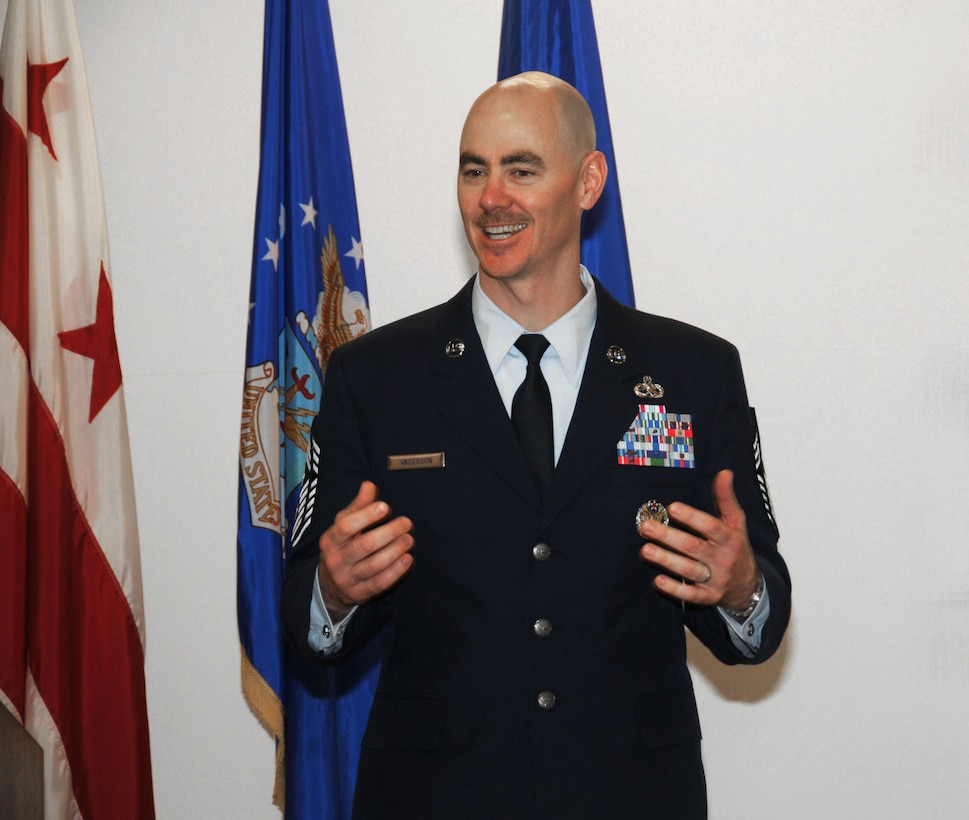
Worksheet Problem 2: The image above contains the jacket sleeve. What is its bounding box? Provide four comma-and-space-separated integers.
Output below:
683, 344, 791, 664
281, 346, 393, 663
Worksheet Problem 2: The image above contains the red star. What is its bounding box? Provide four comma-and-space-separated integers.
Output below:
28, 56, 69, 160
58, 264, 123, 423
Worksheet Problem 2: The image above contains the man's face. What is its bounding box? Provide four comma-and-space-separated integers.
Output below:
457, 89, 588, 287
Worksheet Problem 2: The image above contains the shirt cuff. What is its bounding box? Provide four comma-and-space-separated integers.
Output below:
307, 569, 357, 655
717, 579, 771, 659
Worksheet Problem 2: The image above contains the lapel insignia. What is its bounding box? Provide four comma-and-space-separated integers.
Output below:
633, 375, 664, 399
606, 345, 627, 364
444, 339, 465, 358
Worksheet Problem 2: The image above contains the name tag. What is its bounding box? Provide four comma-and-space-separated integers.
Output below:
387, 452, 446, 471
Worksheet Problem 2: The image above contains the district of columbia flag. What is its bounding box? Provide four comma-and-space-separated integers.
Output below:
499, 0, 636, 307
0, 0, 155, 817
237, 1, 380, 817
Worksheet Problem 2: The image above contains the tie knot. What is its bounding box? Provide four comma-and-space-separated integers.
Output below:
515, 334, 550, 366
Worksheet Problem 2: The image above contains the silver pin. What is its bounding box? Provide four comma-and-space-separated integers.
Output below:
636, 499, 669, 535
606, 345, 626, 365
444, 339, 466, 358
633, 375, 664, 399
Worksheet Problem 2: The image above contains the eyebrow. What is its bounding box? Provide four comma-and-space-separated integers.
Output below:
502, 151, 545, 169
459, 150, 546, 170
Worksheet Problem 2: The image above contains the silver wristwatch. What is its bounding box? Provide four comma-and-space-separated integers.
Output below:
723, 572, 764, 624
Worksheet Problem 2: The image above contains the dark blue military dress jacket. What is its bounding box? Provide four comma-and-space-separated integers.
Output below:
283, 277, 791, 819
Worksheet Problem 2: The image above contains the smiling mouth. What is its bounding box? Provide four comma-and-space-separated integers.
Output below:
482, 223, 527, 240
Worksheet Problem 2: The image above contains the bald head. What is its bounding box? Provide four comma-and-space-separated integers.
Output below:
463, 72, 597, 161
456, 71, 608, 323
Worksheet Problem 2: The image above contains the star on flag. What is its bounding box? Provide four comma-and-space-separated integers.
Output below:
57, 263, 124, 423
27, 55, 69, 159
300, 196, 317, 227
345, 235, 363, 270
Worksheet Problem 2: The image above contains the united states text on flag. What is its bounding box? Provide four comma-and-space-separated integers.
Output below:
0, 0, 155, 816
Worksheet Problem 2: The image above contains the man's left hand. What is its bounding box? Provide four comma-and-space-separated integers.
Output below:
638, 469, 760, 610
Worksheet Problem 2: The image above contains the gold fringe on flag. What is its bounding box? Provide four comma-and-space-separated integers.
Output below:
240, 645, 285, 811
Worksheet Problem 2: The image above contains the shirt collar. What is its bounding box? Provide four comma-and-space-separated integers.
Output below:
471, 266, 598, 388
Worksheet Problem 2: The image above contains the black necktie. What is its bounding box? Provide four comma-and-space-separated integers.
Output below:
512, 334, 554, 497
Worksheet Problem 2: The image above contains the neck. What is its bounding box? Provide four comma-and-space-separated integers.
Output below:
477, 268, 586, 332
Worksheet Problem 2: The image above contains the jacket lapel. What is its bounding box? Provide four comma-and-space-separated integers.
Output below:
543, 282, 646, 524
431, 280, 541, 507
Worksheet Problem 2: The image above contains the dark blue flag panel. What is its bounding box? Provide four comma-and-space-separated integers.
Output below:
499, 0, 635, 306
237, 1, 380, 817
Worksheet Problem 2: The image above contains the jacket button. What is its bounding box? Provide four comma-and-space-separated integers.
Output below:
532, 542, 551, 561
533, 618, 552, 638
537, 691, 556, 710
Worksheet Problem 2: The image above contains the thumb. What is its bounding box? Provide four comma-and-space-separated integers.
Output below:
339, 480, 379, 519
712, 470, 744, 529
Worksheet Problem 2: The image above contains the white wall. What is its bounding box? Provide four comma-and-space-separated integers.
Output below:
15, 0, 969, 816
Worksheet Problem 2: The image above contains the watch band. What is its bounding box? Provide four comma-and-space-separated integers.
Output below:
723, 572, 764, 624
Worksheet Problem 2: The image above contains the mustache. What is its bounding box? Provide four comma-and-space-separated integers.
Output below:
474, 213, 529, 228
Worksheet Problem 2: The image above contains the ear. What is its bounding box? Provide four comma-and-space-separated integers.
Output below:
578, 150, 608, 211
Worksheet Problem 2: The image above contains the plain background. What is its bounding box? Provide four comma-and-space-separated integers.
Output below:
6, 1, 969, 817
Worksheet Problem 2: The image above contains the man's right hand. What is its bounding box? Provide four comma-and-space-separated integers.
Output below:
317, 481, 414, 620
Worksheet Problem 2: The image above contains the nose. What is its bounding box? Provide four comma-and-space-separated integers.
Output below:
479, 173, 510, 211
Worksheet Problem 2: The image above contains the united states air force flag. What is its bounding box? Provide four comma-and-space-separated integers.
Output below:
499, 0, 635, 307
237, 1, 379, 816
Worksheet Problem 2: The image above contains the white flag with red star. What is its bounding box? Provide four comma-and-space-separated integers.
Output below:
0, 0, 155, 817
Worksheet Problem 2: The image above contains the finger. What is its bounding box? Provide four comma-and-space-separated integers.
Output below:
638, 518, 706, 561
640, 541, 711, 585
711, 469, 746, 531
652, 572, 716, 605
321, 516, 415, 608
349, 516, 415, 575
351, 529, 415, 590
327, 496, 395, 553
662, 500, 724, 545
333, 481, 379, 527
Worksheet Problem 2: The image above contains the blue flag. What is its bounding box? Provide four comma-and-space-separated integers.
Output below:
499, 0, 635, 306
237, 1, 380, 817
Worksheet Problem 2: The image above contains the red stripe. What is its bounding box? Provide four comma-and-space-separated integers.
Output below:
0, 65, 30, 726
0, 470, 27, 718
0, 75, 29, 349
27, 384, 155, 819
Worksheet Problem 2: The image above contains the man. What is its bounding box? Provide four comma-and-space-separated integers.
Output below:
284, 72, 791, 819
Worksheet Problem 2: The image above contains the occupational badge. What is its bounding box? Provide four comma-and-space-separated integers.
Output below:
633, 375, 664, 399
636, 499, 670, 535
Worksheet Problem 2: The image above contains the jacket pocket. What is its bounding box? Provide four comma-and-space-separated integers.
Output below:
361, 694, 444, 751
611, 462, 695, 488
636, 688, 702, 749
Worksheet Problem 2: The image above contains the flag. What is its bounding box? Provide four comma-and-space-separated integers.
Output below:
499, 0, 635, 306
0, 0, 154, 817
237, 0, 380, 816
